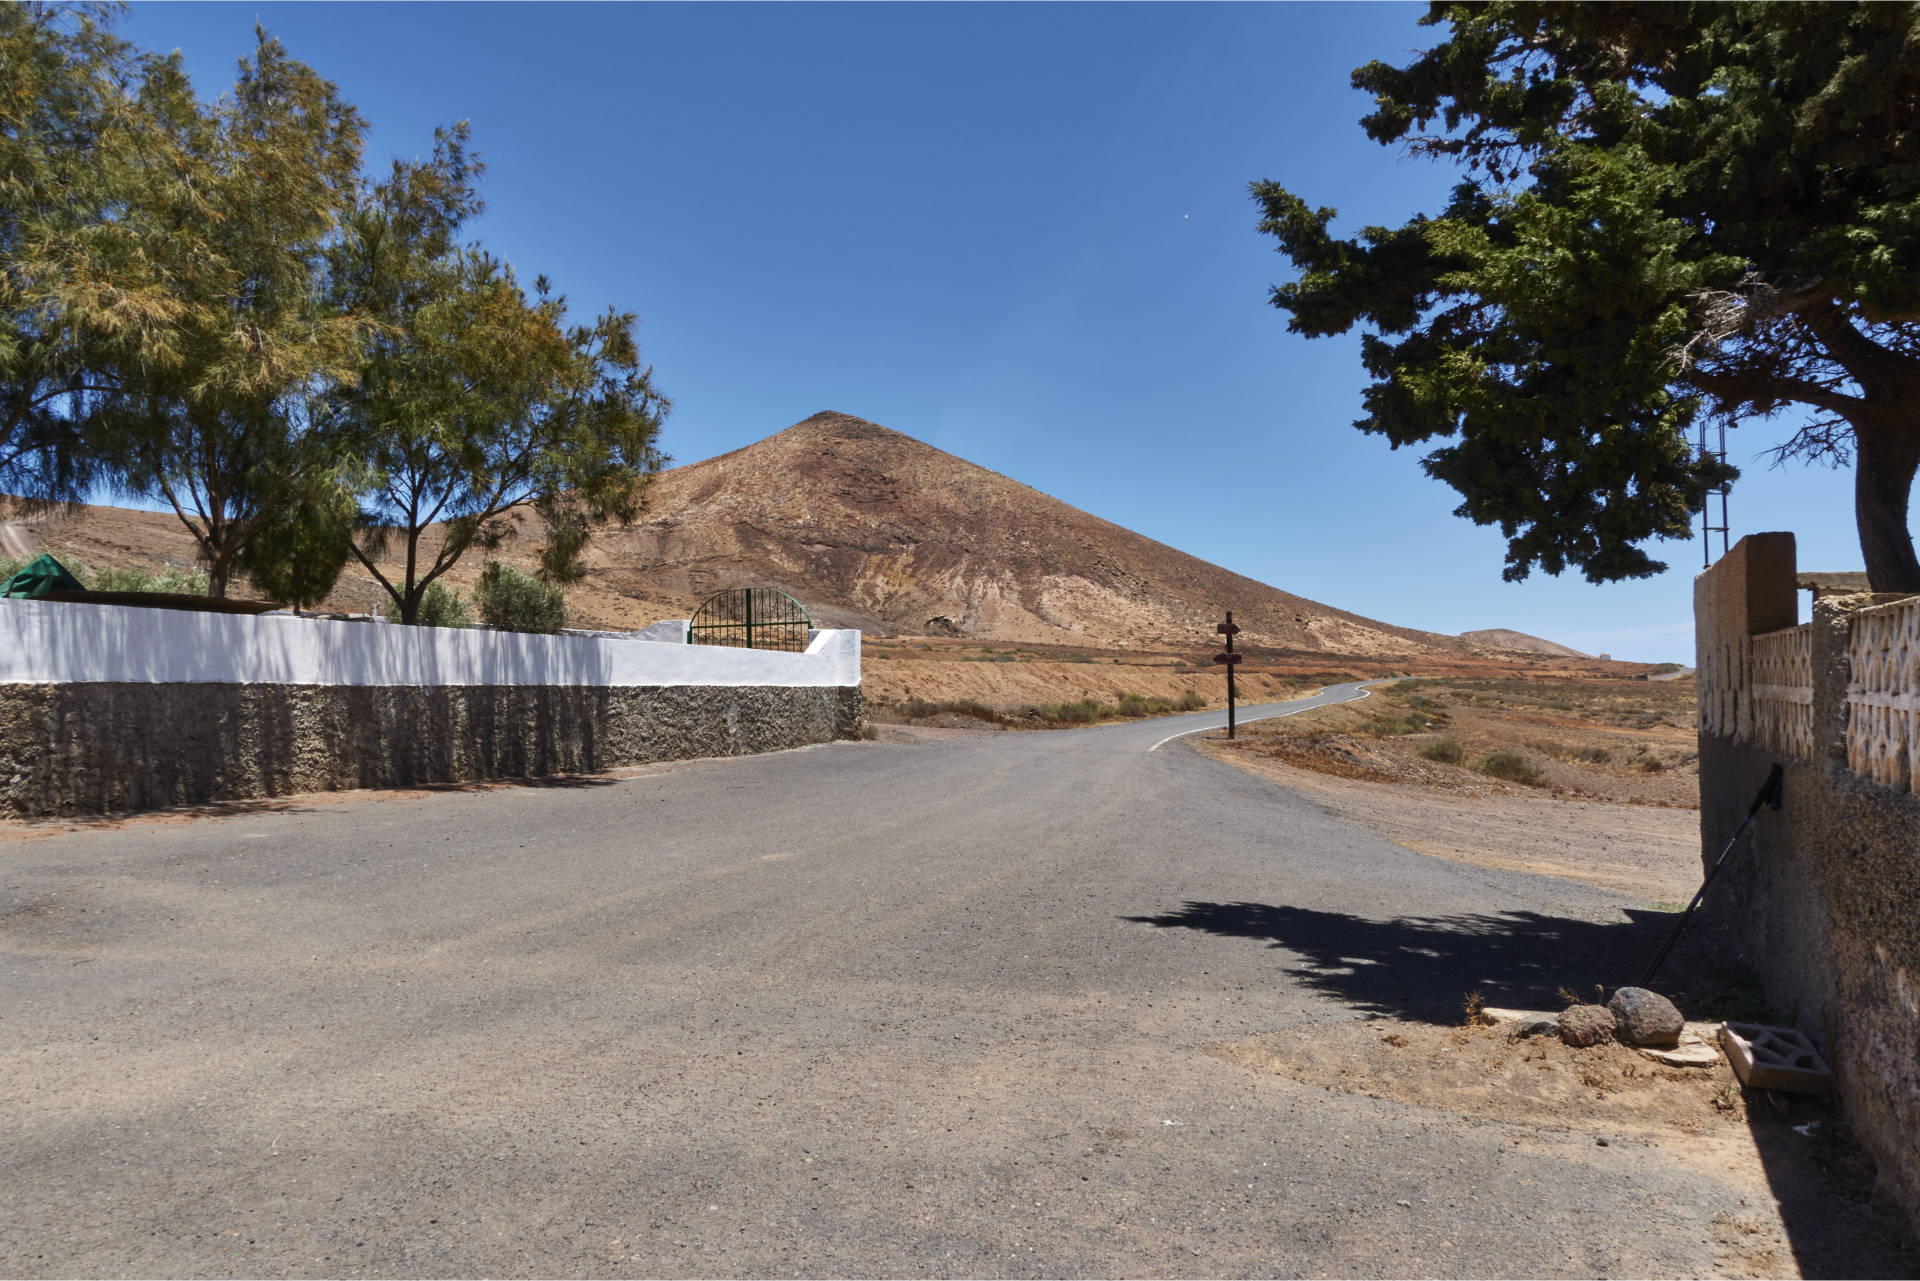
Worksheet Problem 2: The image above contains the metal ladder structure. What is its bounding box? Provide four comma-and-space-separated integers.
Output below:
1700, 420, 1732, 567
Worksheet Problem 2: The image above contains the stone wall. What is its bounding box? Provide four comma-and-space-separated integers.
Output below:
0, 599, 864, 817
0, 682, 863, 817
1696, 534, 1920, 1228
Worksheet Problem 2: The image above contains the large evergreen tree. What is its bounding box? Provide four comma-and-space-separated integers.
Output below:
1254, 3, 1920, 589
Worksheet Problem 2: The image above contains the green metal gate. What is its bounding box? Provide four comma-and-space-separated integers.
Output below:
687, 586, 813, 652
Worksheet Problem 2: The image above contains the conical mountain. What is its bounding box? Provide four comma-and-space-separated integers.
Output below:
580, 411, 1461, 655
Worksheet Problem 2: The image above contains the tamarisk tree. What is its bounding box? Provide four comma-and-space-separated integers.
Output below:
324, 127, 668, 624
0, 5, 179, 502
98, 27, 365, 595
1254, 3, 1920, 589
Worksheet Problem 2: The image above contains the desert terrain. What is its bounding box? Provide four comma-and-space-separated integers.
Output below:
3, 412, 1657, 664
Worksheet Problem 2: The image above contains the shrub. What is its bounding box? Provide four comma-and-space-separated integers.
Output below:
1533, 741, 1612, 765
1113, 690, 1208, 719
239, 487, 357, 611
383, 581, 471, 628
474, 560, 567, 633
1476, 750, 1543, 785
900, 698, 1006, 725
89, 563, 211, 594
14, 555, 210, 596
1420, 737, 1465, 765
1048, 699, 1106, 724
1364, 711, 1433, 736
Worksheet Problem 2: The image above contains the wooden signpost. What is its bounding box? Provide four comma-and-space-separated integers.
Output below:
1214, 611, 1242, 738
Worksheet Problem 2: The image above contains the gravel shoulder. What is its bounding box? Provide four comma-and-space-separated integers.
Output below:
1198, 737, 1703, 902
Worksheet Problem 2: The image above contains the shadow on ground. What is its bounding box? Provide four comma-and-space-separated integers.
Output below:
1126, 899, 1920, 1276
0, 773, 622, 838
1123, 899, 1738, 1024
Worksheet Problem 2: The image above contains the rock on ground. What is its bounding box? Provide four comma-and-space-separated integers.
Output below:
1609, 987, 1685, 1047
1559, 1003, 1616, 1047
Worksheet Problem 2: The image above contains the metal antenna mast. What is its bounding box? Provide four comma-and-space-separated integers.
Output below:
1700, 420, 1731, 567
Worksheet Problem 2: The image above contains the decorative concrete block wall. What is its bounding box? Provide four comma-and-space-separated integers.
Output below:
0, 601, 861, 817
1696, 534, 1920, 1229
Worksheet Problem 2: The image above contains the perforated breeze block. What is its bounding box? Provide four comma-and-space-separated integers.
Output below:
1719, 1022, 1833, 1094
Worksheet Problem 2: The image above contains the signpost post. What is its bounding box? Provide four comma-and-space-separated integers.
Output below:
1214, 611, 1242, 739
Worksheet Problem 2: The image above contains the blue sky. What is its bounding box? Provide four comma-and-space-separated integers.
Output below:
119, 2, 1861, 662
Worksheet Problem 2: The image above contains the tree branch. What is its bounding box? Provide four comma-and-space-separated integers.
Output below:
1687, 367, 1864, 419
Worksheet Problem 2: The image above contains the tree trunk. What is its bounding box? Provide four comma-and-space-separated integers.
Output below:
1855, 421, 1920, 593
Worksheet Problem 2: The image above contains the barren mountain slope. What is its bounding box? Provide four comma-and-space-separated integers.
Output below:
2, 412, 1474, 656
1458, 628, 1590, 659
579, 411, 1463, 654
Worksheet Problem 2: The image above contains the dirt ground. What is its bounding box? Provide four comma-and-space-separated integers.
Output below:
1216, 675, 1701, 807
862, 641, 1307, 712
1208, 1014, 1915, 1279
859, 637, 1687, 729
1185, 673, 1918, 1277
1187, 676, 1704, 900
1202, 746, 1703, 901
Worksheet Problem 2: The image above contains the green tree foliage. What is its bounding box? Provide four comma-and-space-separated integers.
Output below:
325, 129, 669, 624
0, 5, 181, 501
473, 560, 566, 634
237, 475, 357, 612
1254, 3, 1920, 589
98, 26, 364, 596
380, 579, 469, 629
5, 11, 670, 614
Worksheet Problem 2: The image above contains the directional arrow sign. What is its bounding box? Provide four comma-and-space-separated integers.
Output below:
1213, 652, 1243, 664
1216, 622, 1241, 636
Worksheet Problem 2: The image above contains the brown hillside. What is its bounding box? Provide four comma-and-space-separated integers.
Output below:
1458, 628, 1589, 659
575, 411, 1463, 655
2, 411, 1469, 657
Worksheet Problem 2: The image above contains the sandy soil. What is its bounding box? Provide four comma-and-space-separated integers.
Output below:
1208, 1016, 1915, 1279
1185, 674, 1705, 900
1188, 674, 1916, 1275
1214, 674, 1701, 806
1199, 739, 1703, 902
863, 651, 1302, 711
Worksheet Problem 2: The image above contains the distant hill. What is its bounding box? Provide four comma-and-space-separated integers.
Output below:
3, 411, 1481, 658
1459, 628, 1590, 659
563, 411, 1467, 655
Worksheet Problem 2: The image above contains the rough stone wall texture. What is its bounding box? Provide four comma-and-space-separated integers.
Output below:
1698, 535, 1920, 1230
0, 682, 863, 818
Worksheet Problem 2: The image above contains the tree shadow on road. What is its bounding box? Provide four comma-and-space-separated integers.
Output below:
1124, 899, 1920, 1275
1123, 899, 1741, 1024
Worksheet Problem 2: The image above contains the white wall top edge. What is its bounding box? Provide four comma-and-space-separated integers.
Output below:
0, 599, 860, 688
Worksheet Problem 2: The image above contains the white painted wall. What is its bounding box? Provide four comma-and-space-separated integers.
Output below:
0, 599, 860, 688
634, 619, 690, 643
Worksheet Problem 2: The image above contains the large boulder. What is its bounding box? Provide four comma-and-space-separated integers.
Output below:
1608, 987, 1685, 1047
1558, 1004, 1616, 1047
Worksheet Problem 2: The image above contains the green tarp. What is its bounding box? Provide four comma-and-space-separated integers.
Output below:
1, 553, 84, 599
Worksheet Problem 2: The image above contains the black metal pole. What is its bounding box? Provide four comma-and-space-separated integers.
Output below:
1227, 661, 1236, 739
1641, 763, 1785, 987
1226, 610, 1237, 739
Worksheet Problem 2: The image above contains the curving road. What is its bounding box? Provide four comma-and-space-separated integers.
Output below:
2, 685, 1753, 1277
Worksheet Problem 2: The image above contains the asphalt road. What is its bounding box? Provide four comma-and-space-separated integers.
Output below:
3, 686, 1747, 1277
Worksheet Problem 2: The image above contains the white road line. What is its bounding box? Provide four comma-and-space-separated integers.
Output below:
1146, 682, 1380, 753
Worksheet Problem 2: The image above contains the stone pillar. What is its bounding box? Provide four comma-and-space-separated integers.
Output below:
1695, 532, 1797, 743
